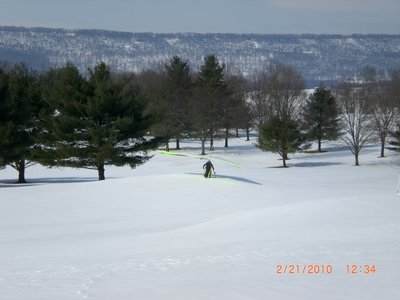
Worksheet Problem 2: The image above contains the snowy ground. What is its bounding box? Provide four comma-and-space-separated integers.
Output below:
1, 135, 400, 300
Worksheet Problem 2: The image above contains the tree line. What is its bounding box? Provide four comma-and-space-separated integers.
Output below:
254, 63, 400, 167
0, 62, 165, 182
1, 55, 400, 182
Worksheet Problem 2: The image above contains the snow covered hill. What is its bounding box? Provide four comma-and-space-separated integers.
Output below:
1, 26, 400, 86
1, 136, 399, 300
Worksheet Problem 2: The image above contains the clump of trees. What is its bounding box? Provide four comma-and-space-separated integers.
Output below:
136, 55, 249, 155
0, 62, 166, 182
1, 57, 400, 182
252, 63, 399, 167
0, 56, 252, 182
332, 67, 399, 166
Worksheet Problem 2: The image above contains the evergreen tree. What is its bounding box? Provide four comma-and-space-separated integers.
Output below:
40, 62, 164, 180
0, 67, 10, 168
0, 64, 43, 183
302, 87, 341, 152
191, 55, 228, 154
387, 71, 400, 155
223, 73, 249, 147
257, 116, 309, 167
135, 69, 169, 149
388, 126, 400, 152
163, 56, 192, 150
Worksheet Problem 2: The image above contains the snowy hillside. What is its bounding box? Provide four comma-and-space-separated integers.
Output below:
1, 27, 400, 86
1, 136, 400, 300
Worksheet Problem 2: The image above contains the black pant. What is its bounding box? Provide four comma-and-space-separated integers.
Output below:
204, 168, 212, 178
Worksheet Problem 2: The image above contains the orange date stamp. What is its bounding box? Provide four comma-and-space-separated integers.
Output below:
345, 264, 376, 274
276, 264, 376, 275
276, 264, 333, 275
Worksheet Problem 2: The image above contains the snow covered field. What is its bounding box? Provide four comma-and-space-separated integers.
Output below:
1, 135, 399, 300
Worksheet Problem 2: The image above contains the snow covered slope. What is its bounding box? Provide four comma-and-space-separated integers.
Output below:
1, 137, 399, 300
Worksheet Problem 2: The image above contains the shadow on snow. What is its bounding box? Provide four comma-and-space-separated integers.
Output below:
0, 177, 99, 188
290, 162, 344, 168
186, 173, 262, 185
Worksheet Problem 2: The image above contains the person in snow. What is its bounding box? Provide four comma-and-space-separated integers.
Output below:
203, 160, 215, 178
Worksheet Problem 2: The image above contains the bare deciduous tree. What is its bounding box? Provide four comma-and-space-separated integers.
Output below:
335, 83, 374, 166
251, 62, 306, 125
370, 86, 398, 157
360, 66, 398, 158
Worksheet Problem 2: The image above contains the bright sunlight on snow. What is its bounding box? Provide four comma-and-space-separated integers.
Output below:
1, 135, 400, 300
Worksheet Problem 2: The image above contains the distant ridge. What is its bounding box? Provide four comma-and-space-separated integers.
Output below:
1, 26, 400, 86
3, 25, 400, 37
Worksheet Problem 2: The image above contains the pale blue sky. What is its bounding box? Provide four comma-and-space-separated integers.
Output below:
0, 0, 399, 34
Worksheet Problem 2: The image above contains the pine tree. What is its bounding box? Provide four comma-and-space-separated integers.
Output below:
302, 87, 341, 152
161, 56, 192, 150
191, 55, 228, 154
387, 71, 400, 154
257, 116, 309, 167
40, 62, 164, 180
166, 56, 192, 149
223, 73, 249, 147
388, 125, 400, 152
0, 67, 10, 168
0, 64, 43, 183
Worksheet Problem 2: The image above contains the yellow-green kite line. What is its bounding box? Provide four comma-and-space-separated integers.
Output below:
157, 150, 242, 168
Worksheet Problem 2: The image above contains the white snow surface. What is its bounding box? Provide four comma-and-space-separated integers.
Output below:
1, 136, 399, 300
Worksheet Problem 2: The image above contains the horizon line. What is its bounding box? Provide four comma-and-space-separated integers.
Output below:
1, 24, 399, 37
